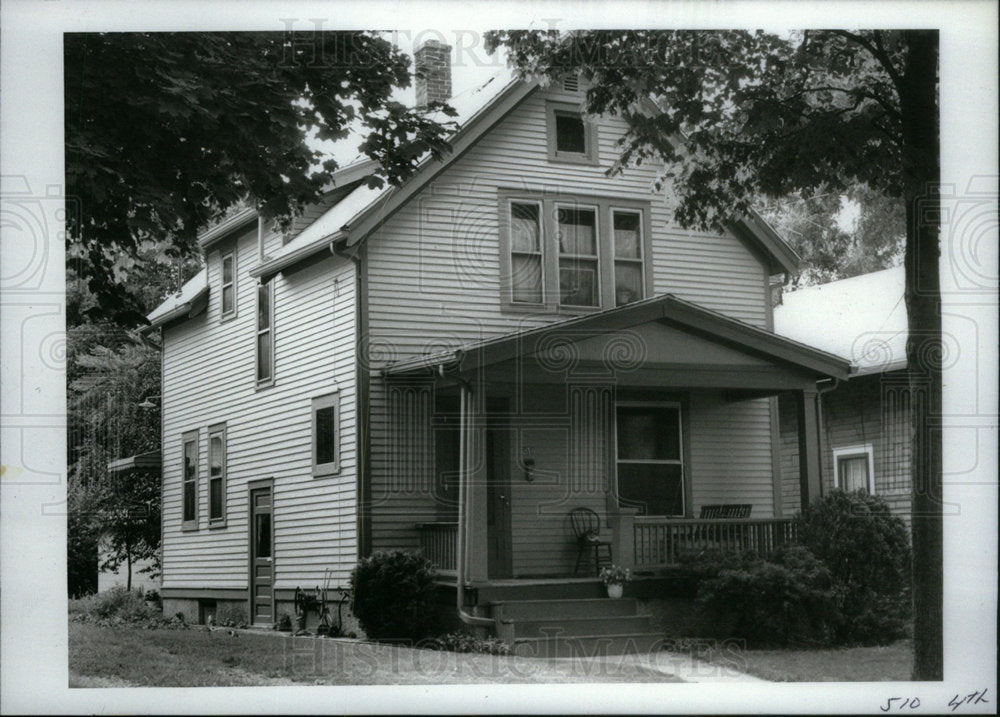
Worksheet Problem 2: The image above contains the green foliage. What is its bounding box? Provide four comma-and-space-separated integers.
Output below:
65, 31, 456, 319
796, 490, 912, 644
69, 586, 179, 630
425, 631, 511, 655
67, 336, 162, 594
350, 551, 438, 641
694, 546, 843, 648
757, 185, 905, 285
214, 603, 249, 629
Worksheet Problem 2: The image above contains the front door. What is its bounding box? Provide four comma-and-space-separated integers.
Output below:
249, 485, 274, 626
486, 412, 513, 579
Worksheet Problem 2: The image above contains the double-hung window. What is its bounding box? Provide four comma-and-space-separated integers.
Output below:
557, 205, 600, 307
208, 423, 227, 524
182, 430, 199, 530
501, 192, 652, 312
833, 444, 875, 493
312, 393, 341, 476
615, 403, 685, 516
256, 279, 274, 384
220, 250, 236, 319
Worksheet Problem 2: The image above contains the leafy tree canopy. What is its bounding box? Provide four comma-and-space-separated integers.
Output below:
66, 31, 455, 322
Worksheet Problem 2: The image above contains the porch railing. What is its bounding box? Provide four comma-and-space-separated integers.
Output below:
631, 517, 798, 568
417, 522, 458, 575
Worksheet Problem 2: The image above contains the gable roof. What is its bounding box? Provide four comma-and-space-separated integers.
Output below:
384, 292, 851, 380
144, 267, 209, 331
773, 266, 907, 376
148, 69, 802, 322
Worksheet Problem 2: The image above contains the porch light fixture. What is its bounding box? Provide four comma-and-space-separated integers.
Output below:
522, 458, 535, 482
138, 395, 161, 410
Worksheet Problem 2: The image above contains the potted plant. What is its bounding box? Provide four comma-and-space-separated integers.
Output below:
599, 565, 632, 598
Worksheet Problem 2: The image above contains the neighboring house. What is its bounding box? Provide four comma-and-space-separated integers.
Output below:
125, 41, 851, 649
774, 267, 912, 521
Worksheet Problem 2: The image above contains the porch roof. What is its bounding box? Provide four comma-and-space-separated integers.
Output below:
380, 293, 852, 382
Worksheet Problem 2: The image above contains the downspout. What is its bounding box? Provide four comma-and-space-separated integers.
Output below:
439, 364, 492, 628
332, 239, 372, 558
814, 377, 841, 495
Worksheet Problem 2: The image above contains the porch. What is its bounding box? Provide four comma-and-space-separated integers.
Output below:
376, 294, 848, 591
418, 515, 798, 577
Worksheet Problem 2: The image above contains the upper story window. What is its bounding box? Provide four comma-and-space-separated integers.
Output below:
500, 191, 652, 313
208, 423, 227, 524
220, 250, 236, 319
312, 393, 340, 476
547, 101, 598, 165
182, 430, 199, 530
256, 279, 274, 385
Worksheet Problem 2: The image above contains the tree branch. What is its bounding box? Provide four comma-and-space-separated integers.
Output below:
831, 30, 905, 90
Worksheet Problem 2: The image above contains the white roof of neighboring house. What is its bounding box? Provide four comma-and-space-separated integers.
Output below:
773, 266, 908, 376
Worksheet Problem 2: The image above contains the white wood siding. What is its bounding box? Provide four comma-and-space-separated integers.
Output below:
161, 230, 357, 590
688, 391, 776, 518
365, 87, 774, 551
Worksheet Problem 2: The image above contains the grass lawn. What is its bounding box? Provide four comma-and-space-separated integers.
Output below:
696, 639, 914, 682
68, 621, 682, 686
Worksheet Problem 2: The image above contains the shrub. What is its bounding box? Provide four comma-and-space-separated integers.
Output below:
215, 603, 248, 629
350, 551, 438, 642
425, 631, 511, 655
68, 585, 177, 629
694, 546, 843, 648
796, 490, 912, 645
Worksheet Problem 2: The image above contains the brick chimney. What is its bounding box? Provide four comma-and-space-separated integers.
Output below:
414, 39, 452, 109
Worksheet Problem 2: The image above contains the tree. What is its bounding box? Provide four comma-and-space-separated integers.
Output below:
65, 31, 455, 323
68, 339, 162, 591
485, 29, 941, 679
757, 184, 905, 286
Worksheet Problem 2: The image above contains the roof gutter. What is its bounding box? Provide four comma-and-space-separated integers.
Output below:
250, 230, 348, 282
139, 292, 208, 335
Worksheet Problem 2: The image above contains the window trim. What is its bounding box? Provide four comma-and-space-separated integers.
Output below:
181, 429, 199, 531
498, 190, 653, 314
312, 392, 341, 477
220, 249, 237, 321
207, 422, 228, 526
613, 400, 686, 518
255, 278, 275, 387
833, 443, 876, 493
546, 100, 598, 165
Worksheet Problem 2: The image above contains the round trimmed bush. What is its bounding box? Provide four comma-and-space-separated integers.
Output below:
350, 550, 438, 642
796, 489, 912, 644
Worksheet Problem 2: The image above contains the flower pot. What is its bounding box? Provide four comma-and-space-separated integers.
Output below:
606, 583, 624, 599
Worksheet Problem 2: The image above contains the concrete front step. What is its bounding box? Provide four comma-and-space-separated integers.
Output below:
492, 597, 638, 621
505, 613, 655, 638
511, 632, 664, 659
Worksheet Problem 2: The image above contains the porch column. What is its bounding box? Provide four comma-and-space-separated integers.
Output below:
796, 387, 822, 510
463, 383, 490, 583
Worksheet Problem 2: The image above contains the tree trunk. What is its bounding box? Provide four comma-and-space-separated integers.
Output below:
899, 30, 943, 681
126, 537, 133, 592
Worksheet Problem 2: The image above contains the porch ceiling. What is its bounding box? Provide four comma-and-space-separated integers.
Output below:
382, 294, 850, 388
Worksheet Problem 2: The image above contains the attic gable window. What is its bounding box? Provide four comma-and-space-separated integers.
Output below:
256, 279, 274, 385
220, 250, 236, 319
546, 101, 598, 165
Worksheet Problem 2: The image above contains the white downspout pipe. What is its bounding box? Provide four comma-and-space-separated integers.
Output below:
442, 364, 492, 628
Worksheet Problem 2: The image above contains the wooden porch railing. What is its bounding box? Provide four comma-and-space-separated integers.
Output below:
631, 517, 798, 568
417, 522, 458, 575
